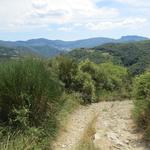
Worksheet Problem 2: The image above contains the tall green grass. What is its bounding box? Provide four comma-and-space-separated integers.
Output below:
0, 58, 62, 127
0, 58, 65, 149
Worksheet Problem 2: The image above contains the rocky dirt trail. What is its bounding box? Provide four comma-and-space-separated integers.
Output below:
93, 101, 149, 150
52, 101, 149, 150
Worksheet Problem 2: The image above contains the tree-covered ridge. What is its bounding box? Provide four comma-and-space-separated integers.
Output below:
0, 35, 148, 58
0, 46, 37, 60
68, 40, 150, 75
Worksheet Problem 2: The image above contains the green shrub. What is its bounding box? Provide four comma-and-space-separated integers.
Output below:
49, 57, 130, 103
0, 58, 63, 128
50, 57, 96, 103
79, 59, 100, 87
133, 72, 150, 140
98, 63, 129, 91
79, 59, 99, 79
57, 56, 78, 89
74, 71, 96, 103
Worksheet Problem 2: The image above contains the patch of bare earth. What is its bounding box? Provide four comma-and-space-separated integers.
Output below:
94, 101, 149, 150
52, 101, 149, 150
52, 104, 101, 150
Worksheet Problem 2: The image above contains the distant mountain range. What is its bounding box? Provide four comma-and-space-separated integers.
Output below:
0, 35, 149, 58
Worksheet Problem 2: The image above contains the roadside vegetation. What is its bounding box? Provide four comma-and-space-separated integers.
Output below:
132, 72, 150, 140
76, 115, 98, 150
0, 56, 130, 149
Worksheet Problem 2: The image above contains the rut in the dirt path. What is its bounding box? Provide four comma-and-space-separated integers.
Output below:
52, 101, 149, 150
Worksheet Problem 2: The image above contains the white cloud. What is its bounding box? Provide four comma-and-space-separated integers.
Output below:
58, 27, 73, 32
86, 17, 147, 30
115, 0, 150, 7
32, 0, 48, 9
27, 0, 119, 26
0, 0, 149, 33
0, 0, 119, 30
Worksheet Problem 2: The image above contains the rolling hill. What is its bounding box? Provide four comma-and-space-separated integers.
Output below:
0, 35, 148, 58
67, 40, 150, 75
0, 46, 37, 60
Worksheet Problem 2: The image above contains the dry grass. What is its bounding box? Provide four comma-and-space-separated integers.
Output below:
76, 114, 98, 150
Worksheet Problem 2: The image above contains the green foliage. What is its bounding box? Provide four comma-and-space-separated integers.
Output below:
79, 59, 99, 80
53, 57, 130, 103
95, 41, 150, 75
0, 56, 132, 149
0, 58, 63, 127
68, 40, 150, 75
57, 56, 78, 89
133, 72, 150, 140
74, 71, 96, 103
50, 57, 96, 103
9, 107, 30, 129
78, 60, 129, 101
68, 48, 118, 64
98, 63, 128, 91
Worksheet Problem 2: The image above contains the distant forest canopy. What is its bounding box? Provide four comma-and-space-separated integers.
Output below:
67, 40, 150, 75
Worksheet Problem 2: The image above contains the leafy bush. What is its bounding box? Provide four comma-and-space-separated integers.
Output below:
57, 56, 78, 89
98, 63, 129, 91
79, 60, 129, 92
50, 57, 95, 103
0, 58, 63, 128
79, 59, 100, 87
54, 57, 130, 103
133, 72, 150, 140
74, 71, 96, 103
79, 59, 98, 78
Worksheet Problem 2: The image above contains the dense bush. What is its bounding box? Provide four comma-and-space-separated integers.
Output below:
133, 72, 150, 140
74, 71, 96, 103
79, 59, 99, 82
57, 56, 78, 89
98, 63, 129, 91
52, 57, 130, 103
51, 58, 96, 103
78, 60, 128, 92
0, 58, 63, 128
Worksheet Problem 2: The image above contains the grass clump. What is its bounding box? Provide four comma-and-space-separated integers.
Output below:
76, 115, 98, 150
133, 71, 150, 140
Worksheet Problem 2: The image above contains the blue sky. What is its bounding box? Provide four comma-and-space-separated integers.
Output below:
0, 0, 149, 41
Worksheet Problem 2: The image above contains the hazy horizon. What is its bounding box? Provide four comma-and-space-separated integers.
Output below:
0, 35, 149, 42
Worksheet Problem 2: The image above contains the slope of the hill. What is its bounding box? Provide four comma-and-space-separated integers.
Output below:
0, 46, 37, 60
68, 40, 150, 75
0, 35, 148, 57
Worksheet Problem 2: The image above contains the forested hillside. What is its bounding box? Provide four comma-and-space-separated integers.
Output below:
0, 46, 37, 60
0, 35, 148, 58
68, 40, 150, 75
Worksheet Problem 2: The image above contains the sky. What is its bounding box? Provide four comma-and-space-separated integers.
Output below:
0, 0, 150, 41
